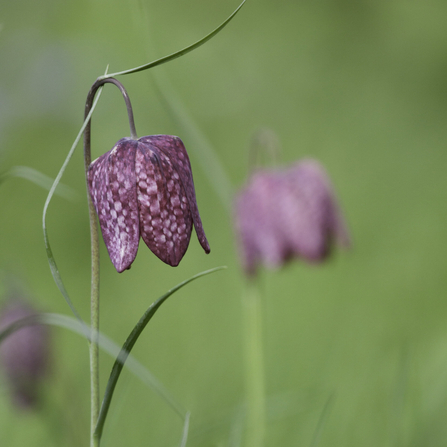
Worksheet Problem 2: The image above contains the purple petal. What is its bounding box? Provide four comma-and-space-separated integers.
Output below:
88, 138, 140, 272
0, 300, 50, 409
234, 160, 350, 276
276, 163, 328, 261
283, 160, 349, 261
234, 172, 285, 274
135, 141, 193, 266
139, 135, 210, 254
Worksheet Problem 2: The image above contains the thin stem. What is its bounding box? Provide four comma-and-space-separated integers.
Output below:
248, 128, 281, 174
43, 87, 104, 324
84, 78, 138, 147
242, 280, 266, 447
84, 89, 101, 447
83, 77, 137, 447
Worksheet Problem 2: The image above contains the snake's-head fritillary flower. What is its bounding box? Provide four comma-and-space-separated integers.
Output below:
0, 299, 50, 410
88, 135, 210, 272
234, 159, 350, 276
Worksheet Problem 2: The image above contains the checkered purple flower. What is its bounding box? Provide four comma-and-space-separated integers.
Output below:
88, 134, 210, 272
234, 159, 350, 276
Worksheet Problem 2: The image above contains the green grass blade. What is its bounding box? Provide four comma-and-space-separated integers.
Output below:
40, 313, 185, 416
95, 266, 226, 441
228, 407, 244, 447
100, 0, 246, 79
179, 411, 191, 447
0, 166, 78, 200
42, 87, 103, 322
0, 315, 37, 343
152, 73, 234, 211
309, 394, 335, 447
0, 312, 186, 416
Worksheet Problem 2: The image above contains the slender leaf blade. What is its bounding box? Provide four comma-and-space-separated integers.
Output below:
100, 0, 246, 79
0, 312, 185, 416
1, 166, 77, 200
309, 394, 335, 447
42, 87, 103, 322
179, 411, 191, 447
152, 73, 234, 211
95, 266, 226, 441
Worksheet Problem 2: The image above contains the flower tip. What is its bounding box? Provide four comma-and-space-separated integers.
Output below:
109, 244, 137, 273
115, 262, 132, 273
201, 238, 211, 255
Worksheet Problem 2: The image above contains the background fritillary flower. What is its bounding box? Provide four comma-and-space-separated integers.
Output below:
234, 159, 350, 276
0, 298, 50, 410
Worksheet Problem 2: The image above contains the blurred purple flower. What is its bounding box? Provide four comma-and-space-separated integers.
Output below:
234, 159, 350, 276
88, 134, 210, 272
0, 300, 50, 410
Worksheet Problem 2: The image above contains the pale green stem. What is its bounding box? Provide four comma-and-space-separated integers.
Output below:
242, 280, 266, 447
88, 191, 100, 447
83, 77, 137, 447
84, 87, 101, 447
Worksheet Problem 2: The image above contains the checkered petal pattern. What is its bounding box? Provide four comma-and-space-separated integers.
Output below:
88, 135, 210, 272
234, 160, 350, 276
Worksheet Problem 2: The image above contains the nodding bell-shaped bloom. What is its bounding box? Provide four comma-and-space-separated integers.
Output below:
234, 159, 350, 276
88, 135, 210, 272
0, 300, 50, 410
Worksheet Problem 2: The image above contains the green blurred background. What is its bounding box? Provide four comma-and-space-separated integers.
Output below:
1, 0, 447, 445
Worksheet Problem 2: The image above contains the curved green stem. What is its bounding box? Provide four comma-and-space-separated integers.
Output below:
43, 87, 104, 324
84, 78, 138, 146
84, 88, 101, 447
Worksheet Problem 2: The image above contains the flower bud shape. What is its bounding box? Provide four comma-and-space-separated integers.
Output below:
88, 135, 210, 272
234, 159, 350, 276
0, 300, 50, 409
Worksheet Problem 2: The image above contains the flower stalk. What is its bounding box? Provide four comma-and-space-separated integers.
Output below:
83, 77, 138, 447
242, 280, 266, 447
235, 146, 351, 445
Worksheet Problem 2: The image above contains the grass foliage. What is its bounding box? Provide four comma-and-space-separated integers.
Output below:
1, 0, 447, 446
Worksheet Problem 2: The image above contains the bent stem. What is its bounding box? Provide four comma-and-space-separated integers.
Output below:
242, 280, 266, 447
83, 77, 137, 447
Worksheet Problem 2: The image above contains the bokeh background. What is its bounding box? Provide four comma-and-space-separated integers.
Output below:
1, 0, 447, 445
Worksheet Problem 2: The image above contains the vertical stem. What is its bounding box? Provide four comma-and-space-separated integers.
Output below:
83, 77, 137, 447
242, 280, 266, 447
88, 189, 101, 447
84, 91, 101, 447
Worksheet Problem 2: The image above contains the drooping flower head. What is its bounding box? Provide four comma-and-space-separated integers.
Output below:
88, 134, 210, 272
0, 299, 50, 410
234, 159, 350, 276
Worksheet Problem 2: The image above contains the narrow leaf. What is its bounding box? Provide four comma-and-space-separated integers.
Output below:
0, 315, 37, 343
42, 86, 104, 322
309, 394, 335, 447
152, 73, 234, 211
99, 0, 246, 79
0, 312, 185, 417
0, 166, 77, 200
179, 411, 191, 447
95, 266, 226, 441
